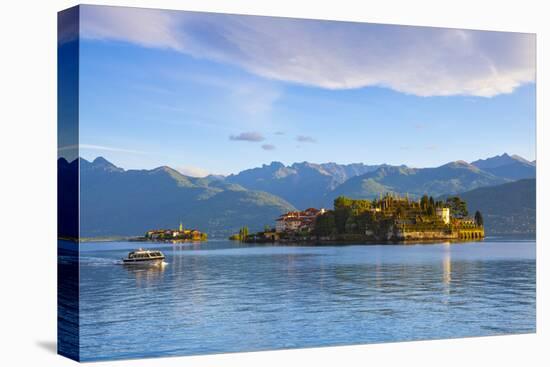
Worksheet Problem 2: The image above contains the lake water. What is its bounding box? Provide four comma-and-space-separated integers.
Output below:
70, 238, 535, 361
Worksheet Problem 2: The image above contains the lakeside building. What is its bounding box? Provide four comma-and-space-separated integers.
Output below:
275, 208, 327, 233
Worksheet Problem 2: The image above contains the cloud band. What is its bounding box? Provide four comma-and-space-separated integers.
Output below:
80, 6, 535, 97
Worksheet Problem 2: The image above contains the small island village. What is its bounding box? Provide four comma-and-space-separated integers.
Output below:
136, 222, 208, 242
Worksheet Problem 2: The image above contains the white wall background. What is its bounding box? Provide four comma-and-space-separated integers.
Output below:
0, 0, 547, 365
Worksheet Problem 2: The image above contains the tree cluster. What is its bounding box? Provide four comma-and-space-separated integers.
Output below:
313, 194, 481, 237
229, 226, 250, 241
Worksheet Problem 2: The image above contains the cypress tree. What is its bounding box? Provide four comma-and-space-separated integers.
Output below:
475, 211, 484, 226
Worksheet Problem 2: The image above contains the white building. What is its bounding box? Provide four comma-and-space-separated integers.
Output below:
436, 207, 450, 224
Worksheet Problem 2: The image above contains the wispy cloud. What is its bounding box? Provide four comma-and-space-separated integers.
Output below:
176, 165, 210, 177
80, 6, 182, 51
58, 144, 146, 154
80, 6, 535, 97
229, 131, 265, 142
164, 71, 282, 120
230, 83, 282, 117
296, 135, 316, 143
274, 131, 285, 135
261, 144, 276, 150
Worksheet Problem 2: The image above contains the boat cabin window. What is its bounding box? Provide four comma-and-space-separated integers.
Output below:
127, 251, 162, 259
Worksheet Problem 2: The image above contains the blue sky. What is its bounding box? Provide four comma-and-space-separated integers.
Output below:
73, 5, 536, 176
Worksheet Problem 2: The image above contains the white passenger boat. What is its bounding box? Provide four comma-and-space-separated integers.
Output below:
122, 248, 165, 264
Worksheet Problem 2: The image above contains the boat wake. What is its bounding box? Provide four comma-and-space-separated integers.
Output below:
80, 256, 120, 266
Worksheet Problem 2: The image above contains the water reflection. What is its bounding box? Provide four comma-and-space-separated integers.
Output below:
122, 262, 166, 287
170, 241, 204, 250
77, 240, 536, 361
443, 246, 452, 285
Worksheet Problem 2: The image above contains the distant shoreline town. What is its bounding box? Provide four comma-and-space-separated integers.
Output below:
231, 194, 484, 244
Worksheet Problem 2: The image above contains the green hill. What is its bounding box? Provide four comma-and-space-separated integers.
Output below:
457, 179, 535, 235
73, 157, 296, 238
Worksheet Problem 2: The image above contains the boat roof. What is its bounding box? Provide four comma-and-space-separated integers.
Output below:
129, 248, 164, 254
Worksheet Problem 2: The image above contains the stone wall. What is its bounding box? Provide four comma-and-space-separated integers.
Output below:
395, 230, 457, 241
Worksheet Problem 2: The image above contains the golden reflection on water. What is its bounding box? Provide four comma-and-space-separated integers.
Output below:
123, 262, 166, 287
442, 244, 452, 299
170, 241, 203, 250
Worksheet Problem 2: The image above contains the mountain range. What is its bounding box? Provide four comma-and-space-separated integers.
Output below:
224, 161, 381, 209
66, 157, 295, 238
325, 161, 509, 205
59, 153, 535, 238
471, 153, 536, 180
225, 153, 535, 208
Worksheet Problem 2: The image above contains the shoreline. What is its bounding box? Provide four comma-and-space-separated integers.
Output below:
60, 233, 533, 245
130, 237, 207, 244
238, 237, 486, 246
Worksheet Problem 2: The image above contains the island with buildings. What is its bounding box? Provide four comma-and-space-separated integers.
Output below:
231, 194, 484, 243
133, 222, 208, 242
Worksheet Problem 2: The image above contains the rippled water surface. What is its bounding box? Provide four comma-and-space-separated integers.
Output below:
76, 239, 535, 361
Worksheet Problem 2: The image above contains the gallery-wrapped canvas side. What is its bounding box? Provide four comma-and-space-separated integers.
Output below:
57, 5, 80, 362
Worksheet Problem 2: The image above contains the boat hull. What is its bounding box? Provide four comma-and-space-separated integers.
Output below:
122, 257, 165, 265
